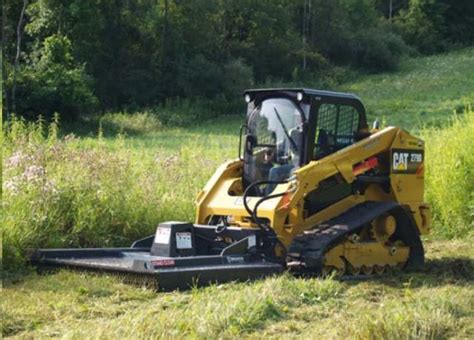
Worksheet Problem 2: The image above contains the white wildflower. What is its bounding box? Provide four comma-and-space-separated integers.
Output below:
23, 165, 46, 182
6, 152, 23, 167
3, 177, 21, 195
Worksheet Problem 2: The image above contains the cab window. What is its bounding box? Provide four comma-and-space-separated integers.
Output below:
314, 103, 360, 159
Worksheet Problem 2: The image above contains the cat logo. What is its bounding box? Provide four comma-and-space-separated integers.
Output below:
391, 149, 424, 174
393, 152, 409, 171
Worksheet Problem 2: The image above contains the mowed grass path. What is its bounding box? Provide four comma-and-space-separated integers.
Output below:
2, 240, 473, 338
2, 48, 474, 338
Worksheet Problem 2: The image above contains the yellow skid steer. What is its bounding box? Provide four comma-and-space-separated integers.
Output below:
31, 88, 429, 290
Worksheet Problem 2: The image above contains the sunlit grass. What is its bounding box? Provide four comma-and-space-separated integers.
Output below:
341, 47, 474, 128
422, 107, 474, 238
2, 47, 474, 339
2, 240, 472, 338
2, 115, 236, 270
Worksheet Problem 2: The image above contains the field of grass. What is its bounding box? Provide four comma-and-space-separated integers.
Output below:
2, 240, 473, 338
2, 48, 474, 338
341, 47, 474, 128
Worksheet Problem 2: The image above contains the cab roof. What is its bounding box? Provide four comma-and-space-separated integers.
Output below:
244, 88, 362, 101
244, 87, 367, 130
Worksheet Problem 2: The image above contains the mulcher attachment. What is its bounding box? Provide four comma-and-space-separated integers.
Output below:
30, 222, 284, 291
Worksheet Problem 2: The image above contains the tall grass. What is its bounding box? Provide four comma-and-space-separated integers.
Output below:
2, 115, 221, 271
422, 107, 474, 238
2, 109, 473, 271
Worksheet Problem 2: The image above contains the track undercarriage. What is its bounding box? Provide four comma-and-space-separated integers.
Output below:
287, 201, 424, 278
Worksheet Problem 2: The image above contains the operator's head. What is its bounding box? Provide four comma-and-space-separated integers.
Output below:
264, 147, 274, 163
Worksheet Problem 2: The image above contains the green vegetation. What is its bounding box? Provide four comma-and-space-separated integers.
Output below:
2, 43, 473, 339
423, 109, 474, 238
3, 48, 473, 272
3, 0, 474, 119
2, 113, 237, 270
2, 240, 473, 338
343, 47, 474, 128
3, 108, 473, 272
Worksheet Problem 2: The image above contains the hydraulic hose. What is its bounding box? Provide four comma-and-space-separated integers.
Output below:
251, 191, 288, 229
242, 179, 289, 226
252, 191, 290, 260
242, 179, 294, 260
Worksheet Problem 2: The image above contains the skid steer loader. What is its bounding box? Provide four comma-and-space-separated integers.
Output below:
31, 88, 430, 290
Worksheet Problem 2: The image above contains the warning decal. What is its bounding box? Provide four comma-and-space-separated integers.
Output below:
154, 227, 171, 244
391, 149, 424, 174
175, 232, 193, 249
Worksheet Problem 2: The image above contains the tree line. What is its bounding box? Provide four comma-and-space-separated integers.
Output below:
2, 0, 473, 120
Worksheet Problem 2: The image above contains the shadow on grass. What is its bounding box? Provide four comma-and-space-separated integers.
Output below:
4, 256, 473, 293
422, 256, 473, 279
59, 113, 243, 140
59, 115, 150, 138
343, 256, 473, 289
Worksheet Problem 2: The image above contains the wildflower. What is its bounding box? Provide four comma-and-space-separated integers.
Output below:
4, 178, 20, 195
6, 152, 24, 167
63, 133, 78, 143
24, 165, 46, 182
42, 179, 59, 197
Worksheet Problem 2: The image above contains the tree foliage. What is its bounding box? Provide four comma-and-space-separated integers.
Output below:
2, 0, 473, 120
10, 34, 98, 120
395, 0, 474, 54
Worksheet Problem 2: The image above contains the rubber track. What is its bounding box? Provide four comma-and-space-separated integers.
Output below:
287, 201, 424, 274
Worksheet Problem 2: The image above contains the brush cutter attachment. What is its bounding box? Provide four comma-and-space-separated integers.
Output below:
30, 222, 283, 291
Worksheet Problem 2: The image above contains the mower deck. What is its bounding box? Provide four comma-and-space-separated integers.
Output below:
31, 242, 283, 291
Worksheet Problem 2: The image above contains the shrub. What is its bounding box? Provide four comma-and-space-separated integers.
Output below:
352, 28, 410, 71
221, 59, 254, 98
178, 55, 223, 98
177, 56, 254, 103
11, 34, 98, 120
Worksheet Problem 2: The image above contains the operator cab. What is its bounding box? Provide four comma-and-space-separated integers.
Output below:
241, 88, 368, 195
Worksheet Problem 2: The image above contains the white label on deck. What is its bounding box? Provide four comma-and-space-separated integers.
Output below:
176, 232, 193, 249
248, 235, 256, 248
154, 227, 171, 244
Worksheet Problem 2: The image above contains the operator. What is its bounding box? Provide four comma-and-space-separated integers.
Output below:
264, 126, 302, 195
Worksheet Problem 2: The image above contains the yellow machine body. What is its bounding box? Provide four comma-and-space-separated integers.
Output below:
195, 89, 429, 277
196, 126, 429, 245
31, 88, 430, 287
